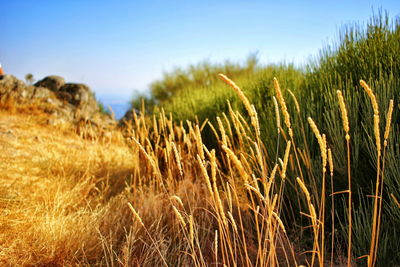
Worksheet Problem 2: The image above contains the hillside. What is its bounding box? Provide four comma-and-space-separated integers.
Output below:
0, 109, 136, 265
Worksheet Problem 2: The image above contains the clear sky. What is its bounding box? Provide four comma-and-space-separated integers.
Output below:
1, 0, 399, 98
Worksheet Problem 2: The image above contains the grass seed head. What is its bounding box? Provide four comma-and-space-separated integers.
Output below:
227, 211, 238, 233
296, 177, 310, 201
172, 206, 186, 227
328, 148, 333, 176
171, 142, 183, 176
337, 90, 350, 134
373, 114, 381, 157
281, 141, 291, 180
170, 195, 184, 208
216, 116, 227, 146
273, 77, 292, 136
308, 117, 327, 169
384, 99, 394, 145
288, 89, 300, 113
272, 211, 286, 234
128, 203, 144, 226
391, 194, 400, 209
360, 80, 379, 115
218, 73, 255, 118
272, 96, 281, 134
222, 145, 249, 183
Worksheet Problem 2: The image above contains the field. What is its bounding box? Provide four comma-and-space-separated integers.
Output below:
1, 12, 400, 267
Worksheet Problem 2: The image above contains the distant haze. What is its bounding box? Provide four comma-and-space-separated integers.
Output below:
96, 92, 132, 119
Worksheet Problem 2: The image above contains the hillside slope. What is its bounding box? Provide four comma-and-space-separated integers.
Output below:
0, 110, 135, 265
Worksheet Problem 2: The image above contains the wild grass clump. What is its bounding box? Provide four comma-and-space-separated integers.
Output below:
299, 12, 400, 265
125, 10, 400, 266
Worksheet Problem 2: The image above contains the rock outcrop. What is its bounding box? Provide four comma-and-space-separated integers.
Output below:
34, 75, 65, 92
0, 74, 115, 128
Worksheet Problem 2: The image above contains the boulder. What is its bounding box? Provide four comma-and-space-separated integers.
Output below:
0, 74, 114, 130
34, 75, 65, 92
0, 75, 27, 98
58, 83, 91, 106
56, 83, 100, 116
31, 86, 54, 99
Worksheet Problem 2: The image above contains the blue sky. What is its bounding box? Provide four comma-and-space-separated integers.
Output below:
1, 0, 399, 99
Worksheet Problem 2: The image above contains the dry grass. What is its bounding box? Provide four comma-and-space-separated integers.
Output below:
0, 109, 134, 266
0, 76, 395, 266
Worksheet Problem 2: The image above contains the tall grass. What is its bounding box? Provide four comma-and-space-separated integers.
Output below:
2, 10, 400, 267
126, 10, 400, 266
121, 74, 394, 266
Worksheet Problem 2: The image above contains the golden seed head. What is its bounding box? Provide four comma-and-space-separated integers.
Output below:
278, 158, 284, 168
222, 145, 249, 183
172, 206, 186, 227
214, 230, 218, 253
308, 117, 327, 171
391, 193, 400, 209
251, 104, 261, 137
270, 164, 278, 181
360, 80, 379, 115
133, 138, 160, 178
273, 77, 292, 131
328, 148, 334, 176
219, 73, 255, 118
310, 204, 317, 225
322, 134, 327, 173
272, 211, 286, 234
373, 114, 381, 156
384, 99, 394, 142
337, 90, 350, 133
308, 117, 321, 138
195, 125, 205, 160
281, 141, 291, 180
288, 89, 300, 113
245, 183, 265, 201
272, 96, 281, 133
153, 115, 158, 136
170, 195, 184, 208
197, 155, 213, 196
216, 116, 227, 146
288, 128, 293, 138
296, 177, 310, 201
227, 211, 238, 232
171, 142, 183, 176
128, 203, 144, 226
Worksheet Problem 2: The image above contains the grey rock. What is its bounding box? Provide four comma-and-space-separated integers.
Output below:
58, 83, 91, 106
31, 86, 54, 99
0, 75, 26, 97
1, 74, 113, 129
34, 75, 65, 92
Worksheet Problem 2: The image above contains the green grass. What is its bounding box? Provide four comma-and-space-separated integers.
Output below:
129, 11, 400, 265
